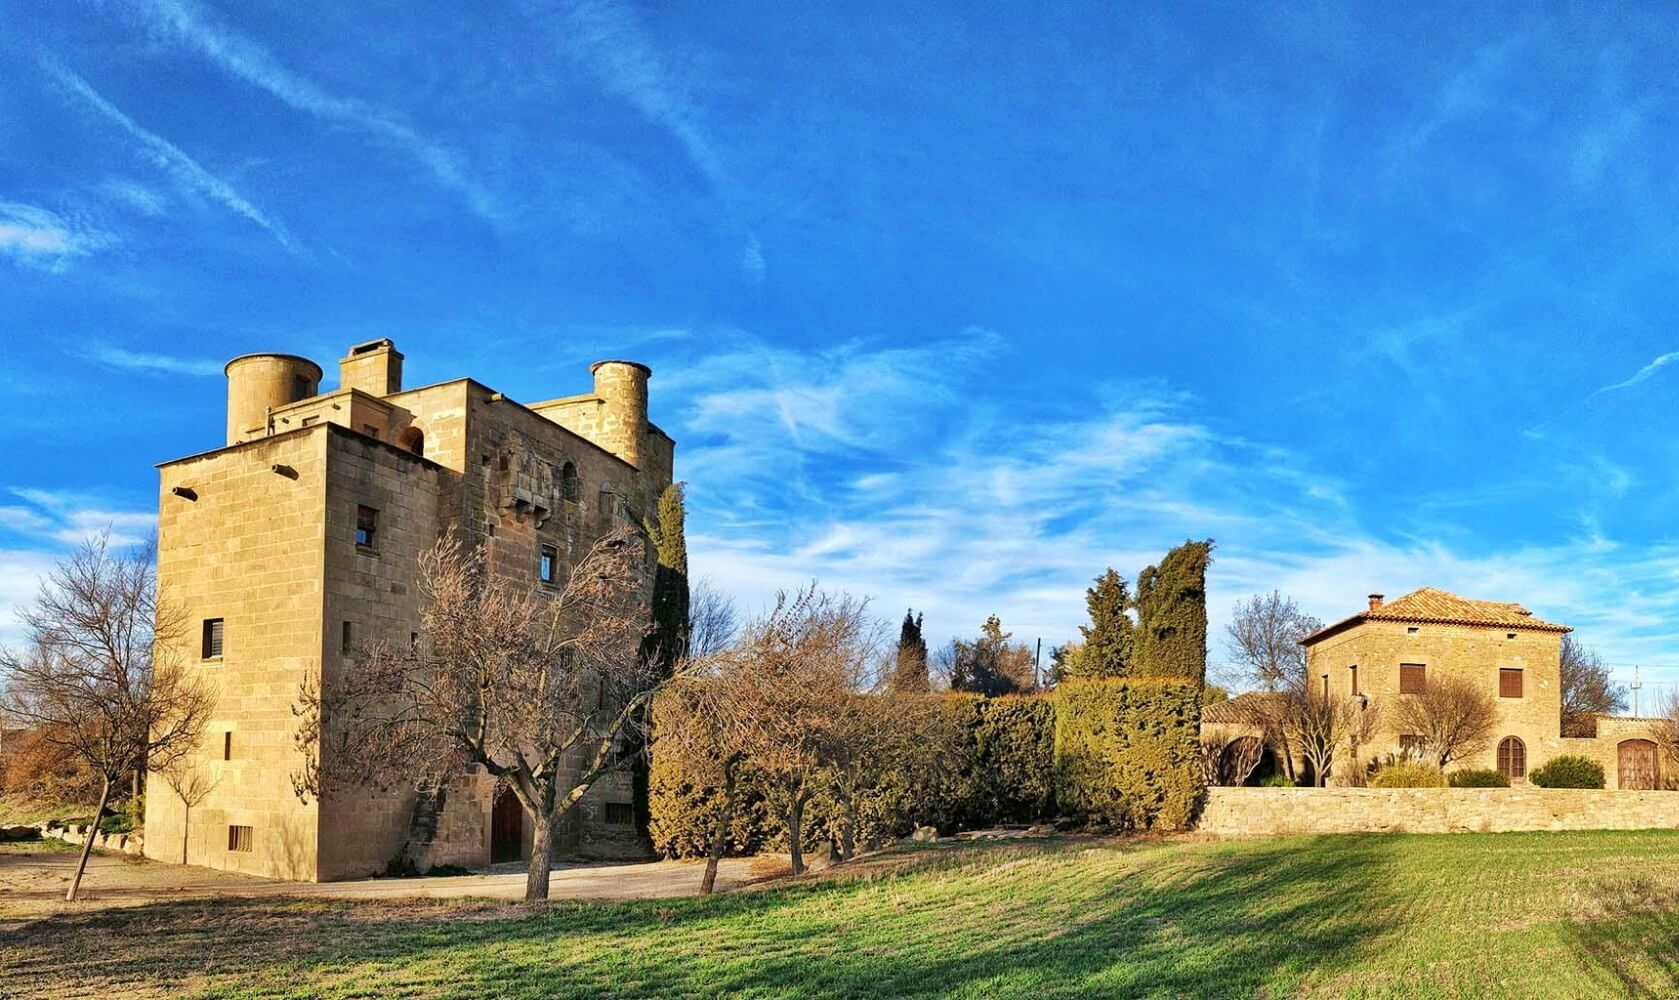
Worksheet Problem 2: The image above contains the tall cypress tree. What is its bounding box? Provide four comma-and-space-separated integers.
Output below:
1067, 568, 1134, 678
633, 482, 690, 849
1132, 539, 1213, 683
890, 609, 930, 693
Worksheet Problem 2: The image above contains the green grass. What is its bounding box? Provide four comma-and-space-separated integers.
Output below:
9, 831, 1679, 998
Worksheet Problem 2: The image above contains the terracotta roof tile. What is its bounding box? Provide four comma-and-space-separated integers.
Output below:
1302, 586, 1571, 645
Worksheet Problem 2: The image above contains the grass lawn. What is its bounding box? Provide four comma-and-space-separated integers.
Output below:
8, 830, 1679, 998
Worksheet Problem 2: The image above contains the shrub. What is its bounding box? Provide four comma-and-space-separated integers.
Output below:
1529, 755, 1605, 789
97, 811, 135, 835
1053, 678, 1202, 830
647, 690, 774, 860
972, 695, 1056, 824
1370, 760, 1446, 788
1258, 773, 1295, 788
1448, 768, 1509, 788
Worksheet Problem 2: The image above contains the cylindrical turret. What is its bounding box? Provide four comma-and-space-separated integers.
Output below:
590, 360, 651, 468
225, 353, 323, 445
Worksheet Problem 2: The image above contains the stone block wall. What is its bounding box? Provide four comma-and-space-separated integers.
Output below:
1199, 786, 1679, 836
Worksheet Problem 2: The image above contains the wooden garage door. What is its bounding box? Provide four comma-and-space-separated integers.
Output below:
1619, 740, 1658, 790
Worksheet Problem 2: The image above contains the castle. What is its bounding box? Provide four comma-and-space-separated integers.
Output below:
142, 340, 673, 881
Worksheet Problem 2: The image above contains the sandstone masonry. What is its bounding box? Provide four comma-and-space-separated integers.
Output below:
143, 340, 674, 881
1200, 786, 1679, 836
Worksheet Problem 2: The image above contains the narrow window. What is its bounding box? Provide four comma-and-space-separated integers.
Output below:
292, 374, 311, 401
1320, 674, 1329, 699
228, 825, 254, 852
1407, 626, 1419, 635
410, 631, 420, 651
1497, 736, 1526, 779
604, 802, 634, 827
539, 545, 557, 584
355, 505, 378, 549
1349, 665, 1359, 697
1499, 668, 1524, 699
1400, 663, 1426, 695
561, 462, 580, 503
223, 731, 232, 761
201, 618, 224, 660
341, 621, 354, 655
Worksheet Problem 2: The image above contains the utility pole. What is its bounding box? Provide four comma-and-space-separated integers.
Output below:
1632, 665, 1643, 718
1034, 637, 1043, 688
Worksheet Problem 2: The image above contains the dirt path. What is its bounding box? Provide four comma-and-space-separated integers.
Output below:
0, 844, 755, 922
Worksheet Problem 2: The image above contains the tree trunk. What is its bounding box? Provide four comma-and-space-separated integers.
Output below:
840, 799, 857, 861
524, 809, 553, 902
701, 759, 740, 896
787, 797, 806, 875
181, 805, 190, 866
66, 778, 112, 902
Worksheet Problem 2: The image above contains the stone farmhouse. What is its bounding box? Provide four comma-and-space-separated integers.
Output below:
1206, 587, 1663, 789
142, 340, 673, 881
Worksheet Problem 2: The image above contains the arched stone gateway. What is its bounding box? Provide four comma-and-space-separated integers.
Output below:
1619, 739, 1658, 790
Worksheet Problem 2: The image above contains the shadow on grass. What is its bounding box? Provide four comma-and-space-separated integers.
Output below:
1565, 876, 1679, 999
0, 836, 1408, 999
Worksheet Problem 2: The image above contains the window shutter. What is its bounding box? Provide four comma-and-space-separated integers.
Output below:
1400, 663, 1426, 694
1499, 668, 1523, 698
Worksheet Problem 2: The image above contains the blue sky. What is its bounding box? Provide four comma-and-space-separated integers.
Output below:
4, 2, 1679, 695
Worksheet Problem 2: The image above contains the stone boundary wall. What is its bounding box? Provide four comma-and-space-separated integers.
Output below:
34, 823, 146, 857
1199, 786, 1679, 836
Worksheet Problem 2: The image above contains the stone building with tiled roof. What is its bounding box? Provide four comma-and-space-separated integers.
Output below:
1297, 588, 1660, 788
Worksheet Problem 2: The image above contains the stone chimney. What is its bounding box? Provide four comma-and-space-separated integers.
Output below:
338, 339, 403, 397
1368, 593, 1385, 611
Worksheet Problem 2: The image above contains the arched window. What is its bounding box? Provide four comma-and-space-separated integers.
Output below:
561, 461, 580, 503
1497, 736, 1526, 780
397, 426, 425, 457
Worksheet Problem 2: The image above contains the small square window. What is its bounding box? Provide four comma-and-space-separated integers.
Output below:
604, 802, 634, 827
341, 621, 355, 655
356, 505, 378, 549
201, 618, 224, 660
1400, 663, 1426, 695
1506, 633, 1517, 640
228, 825, 253, 852
540, 545, 557, 584
1406, 626, 1419, 635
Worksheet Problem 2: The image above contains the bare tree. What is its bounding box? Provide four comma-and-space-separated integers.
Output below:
158, 758, 218, 866
293, 528, 675, 902
1649, 692, 1679, 776
1225, 591, 1321, 692
654, 667, 757, 895
1560, 636, 1627, 736
1274, 684, 1380, 787
1391, 674, 1497, 768
0, 536, 211, 900
687, 578, 740, 659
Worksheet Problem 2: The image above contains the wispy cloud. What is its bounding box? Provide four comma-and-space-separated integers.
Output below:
0, 201, 111, 268
100, 177, 168, 217
2, 488, 155, 549
1591, 350, 1679, 397
136, 0, 498, 223
85, 343, 222, 377
666, 333, 1679, 691
42, 57, 299, 252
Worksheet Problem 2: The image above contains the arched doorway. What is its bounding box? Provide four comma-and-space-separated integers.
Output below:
491, 787, 524, 863
1497, 737, 1526, 781
1619, 739, 1658, 790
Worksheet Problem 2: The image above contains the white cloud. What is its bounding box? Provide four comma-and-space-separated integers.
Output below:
136, 0, 498, 223
1592, 350, 1679, 397
0, 550, 59, 649
6, 489, 155, 549
0, 201, 111, 268
85, 343, 222, 377
668, 333, 1679, 698
101, 177, 168, 217
43, 57, 299, 252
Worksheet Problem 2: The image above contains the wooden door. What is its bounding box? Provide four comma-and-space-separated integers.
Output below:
491, 788, 524, 863
1619, 740, 1658, 790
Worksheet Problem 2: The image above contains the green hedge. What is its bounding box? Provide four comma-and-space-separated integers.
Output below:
1529, 755, 1606, 789
1447, 768, 1509, 788
646, 690, 774, 859
1053, 678, 1203, 831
